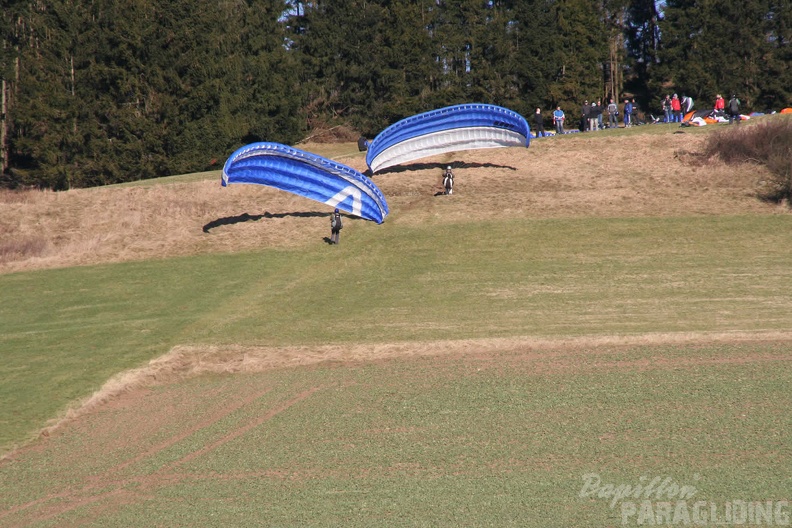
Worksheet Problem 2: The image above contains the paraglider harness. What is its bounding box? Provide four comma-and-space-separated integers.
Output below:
331, 212, 343, 231
442, 169, 454, 195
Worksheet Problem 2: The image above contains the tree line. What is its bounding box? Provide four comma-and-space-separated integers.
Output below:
1, 0, 790, 189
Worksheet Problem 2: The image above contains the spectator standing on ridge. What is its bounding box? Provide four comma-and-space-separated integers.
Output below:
589, 101, 600, 132
533, 108, 546, 137
330, 208, 343, 244
581, 100, 591, 131
681, 94, 693, 114
607, 99, 619, 128
728, 95, 741, 124
596, 100, 604, 130
662, 95, 672, 123
714, 94, 725, 114
553, 106, 565, 134
671, 94, 682, 122
624, 99, 633, 127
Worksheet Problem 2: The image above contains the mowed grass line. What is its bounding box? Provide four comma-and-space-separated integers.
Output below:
1, 214, 791, 454
1, 341, 789, 526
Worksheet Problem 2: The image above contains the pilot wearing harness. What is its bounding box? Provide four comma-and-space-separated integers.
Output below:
442, 166, 454, 195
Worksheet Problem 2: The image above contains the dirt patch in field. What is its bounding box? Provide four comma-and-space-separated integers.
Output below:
1, 129, 786, 274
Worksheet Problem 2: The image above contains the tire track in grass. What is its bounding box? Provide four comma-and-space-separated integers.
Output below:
1, 386, 272, 520
163, 386, 322, 470
107, 385, 274, 474
1, 386, 321, 526
4, 333, 792, 524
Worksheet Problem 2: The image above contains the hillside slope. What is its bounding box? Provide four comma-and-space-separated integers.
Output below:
1, 127, 782, 275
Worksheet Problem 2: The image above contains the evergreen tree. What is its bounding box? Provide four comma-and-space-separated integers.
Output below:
759, 0, 792, 110
5, 1, 86, 188
656, 0, 784, 111
3, 0, 303, 188
540, 0, 610, 115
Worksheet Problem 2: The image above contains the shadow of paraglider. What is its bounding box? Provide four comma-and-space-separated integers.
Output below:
203, 211, 331, 233
372, 161, 517, 176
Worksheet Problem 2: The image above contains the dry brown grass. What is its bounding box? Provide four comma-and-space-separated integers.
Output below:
1, 128, 786, 274
702, 116, 792, 203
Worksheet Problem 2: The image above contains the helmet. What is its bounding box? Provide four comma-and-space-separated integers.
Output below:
447, 166, 451, 170
334, 208, 339, 213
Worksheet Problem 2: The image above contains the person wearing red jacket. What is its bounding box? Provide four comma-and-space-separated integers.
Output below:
714, 94, 725, 113
671, 94, 682, 122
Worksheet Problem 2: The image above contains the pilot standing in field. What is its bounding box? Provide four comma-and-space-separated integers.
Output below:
442, 166, 454, 195
330, 208, 343, 244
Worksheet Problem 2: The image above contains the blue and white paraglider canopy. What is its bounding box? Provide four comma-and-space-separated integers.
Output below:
365, 103, 531, 173
222, 142, 389, 224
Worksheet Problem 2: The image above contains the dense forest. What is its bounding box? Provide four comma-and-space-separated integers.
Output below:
1, 0, 790, 189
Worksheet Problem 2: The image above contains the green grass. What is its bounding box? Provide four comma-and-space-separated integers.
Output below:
1, 342, 789, 526
109, 169, 222, 187
2, 214, 791, 454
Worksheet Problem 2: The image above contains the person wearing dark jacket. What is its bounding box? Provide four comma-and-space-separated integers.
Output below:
330, 208, 343, 244
728, 95, 741, 124
624, 99, 633, 127
581, 100, 590, 131
589, 101, 600, 132
533, 108, 546, 138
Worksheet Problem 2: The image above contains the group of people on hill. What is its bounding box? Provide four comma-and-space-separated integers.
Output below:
580, 98, 638, 132
532, 91, 744, 137
532, 98, 641, 137
659, 94, 690, 123
713, 93, 742, 124
661, 93, 742, 125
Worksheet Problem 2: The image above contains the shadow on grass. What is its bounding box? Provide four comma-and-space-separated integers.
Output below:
370, 160, 517, 177
203, 211, 330, 233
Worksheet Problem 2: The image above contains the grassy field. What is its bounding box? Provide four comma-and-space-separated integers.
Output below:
0, 341, 790, 526
1, 122, 791, 526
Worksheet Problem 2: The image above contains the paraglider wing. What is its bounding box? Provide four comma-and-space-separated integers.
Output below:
683, 109, 712, 123
366, 103, 531, 173
222, 142, 389, 223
